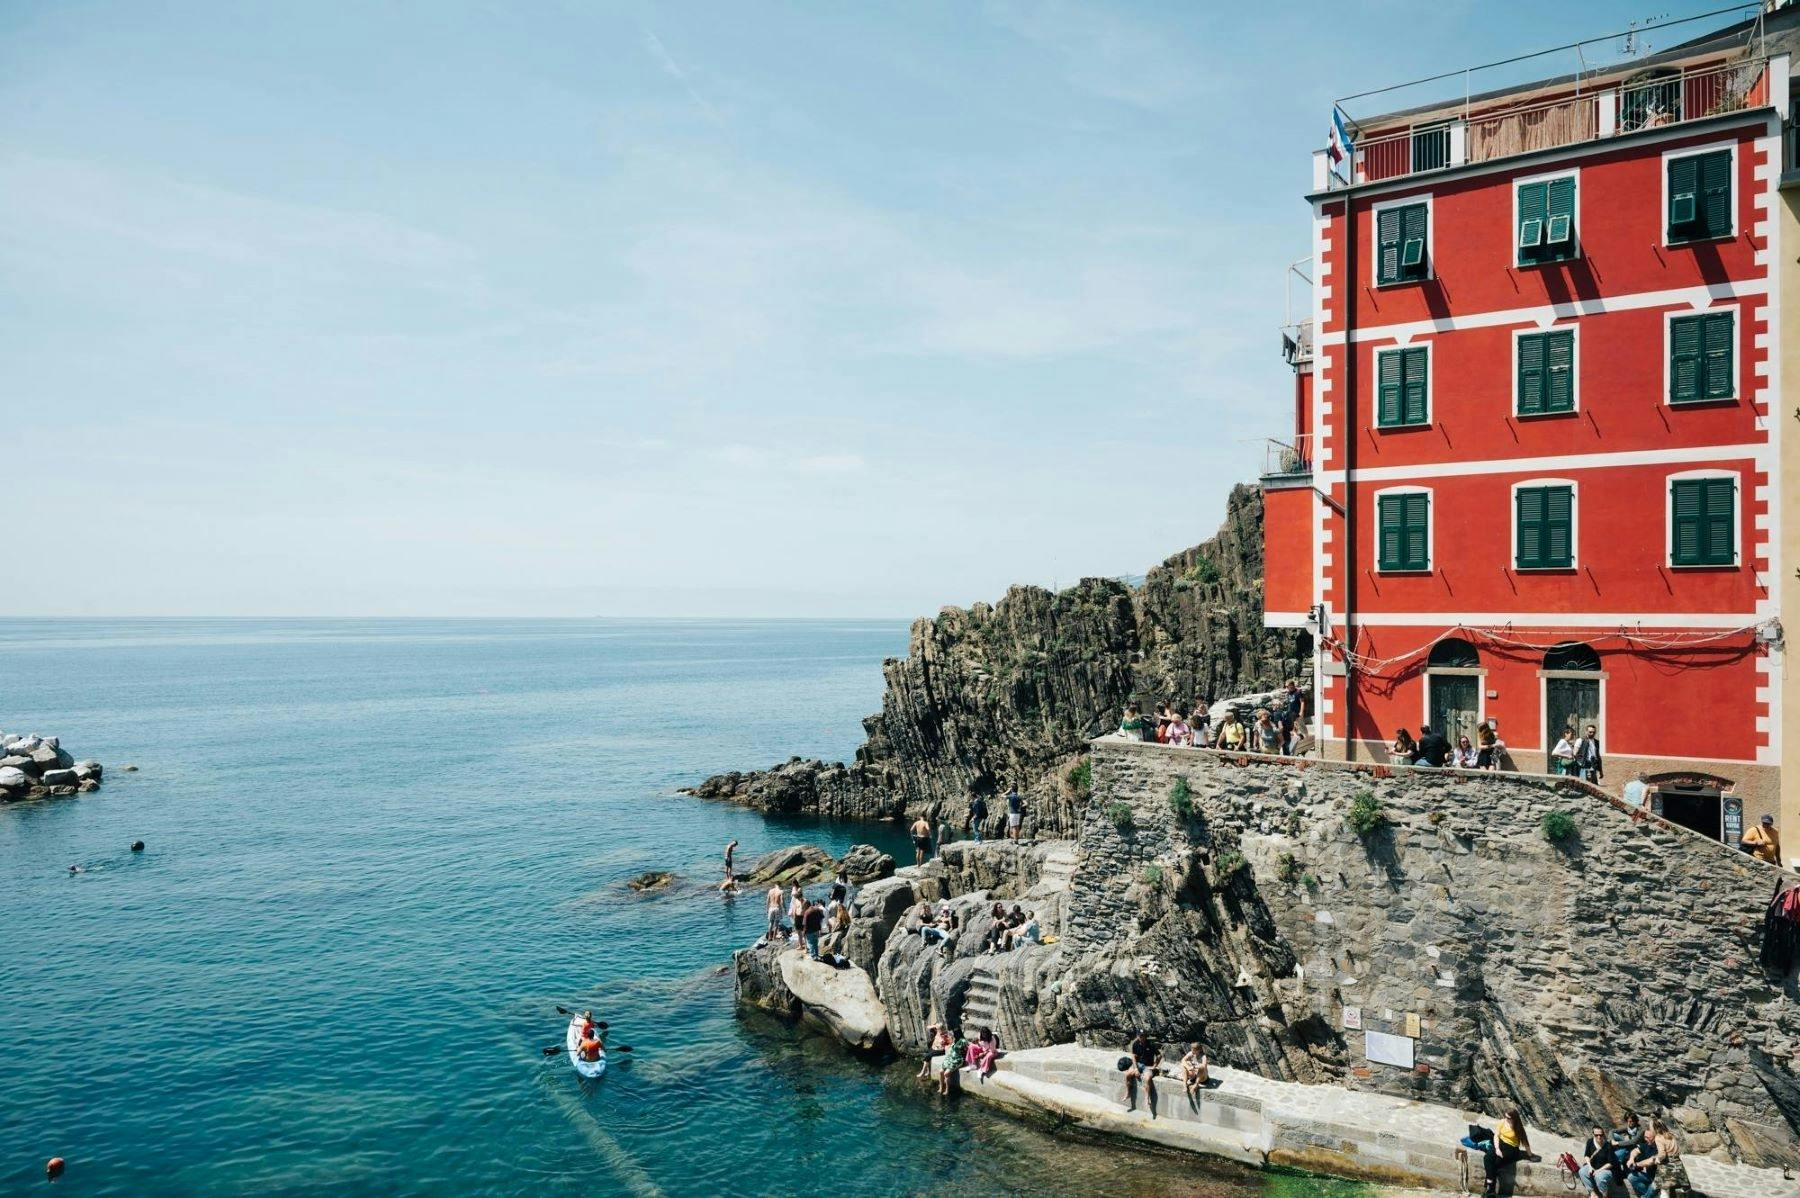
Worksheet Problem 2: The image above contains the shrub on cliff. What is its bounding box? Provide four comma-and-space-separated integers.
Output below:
1067, 757, 1092, 800
1168, 776, 1194, 822
1107, 801, 1134, 830
1541, 809, 1577, 843
1346, 791, 1387, 836
1216, 849, 1246, 879
1186, 555, 1220, 586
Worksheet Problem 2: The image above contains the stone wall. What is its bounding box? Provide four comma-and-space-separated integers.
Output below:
1081, 740, 1800, 1168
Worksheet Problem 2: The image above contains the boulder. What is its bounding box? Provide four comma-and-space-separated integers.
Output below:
40, 769, 81, 788
0, 766, 29, 792
626, 871, 676, 892
29, 745, 73, 771
0, 755, 36, 775
72, 761, 102, 780
39, 735, 58, 750
777, 952, 890, 1053
839, 843, 895, 884
745, 844, 836, 886
7, 735, 42, 755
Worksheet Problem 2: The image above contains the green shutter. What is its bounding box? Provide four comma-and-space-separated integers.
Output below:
1545, 485, 1572, 566
1400, 203, 1427, 276
1515, 485, 1573, 569
1702, 310, 1734, 399
1517, 181, 1546, 254
1516, 487, 1544, 566
1545, 330, 1574, 412
1545, 176, 1575, 250
1668, 155, 1699, 234
1671, 478, 1736, 566
1379, 495, 1403, 569
1377, 350, 1402, 426
1699, 150, 1732, 239
1402, 492, 1429, 570
1518, 334, 1546, 414
1401, 347, 1428, 424
1377, 207, 1401, 285
1670, 315, 1702, 403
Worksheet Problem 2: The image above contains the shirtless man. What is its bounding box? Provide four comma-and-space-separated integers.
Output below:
764, 884, 785, 942
910, 815, 933, 865
723, 839, 738, 882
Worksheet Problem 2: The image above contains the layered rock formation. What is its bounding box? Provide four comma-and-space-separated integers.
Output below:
736, 742, 1800, 1171
0, 732, 101, 800
688, 485, 1304, 837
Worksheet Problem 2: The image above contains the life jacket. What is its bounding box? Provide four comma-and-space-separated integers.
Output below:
579, 1037, 603, 1062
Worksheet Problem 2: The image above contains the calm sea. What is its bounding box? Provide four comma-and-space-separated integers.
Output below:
0, 620, 1327, 1197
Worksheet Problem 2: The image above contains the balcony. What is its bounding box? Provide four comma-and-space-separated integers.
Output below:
1260, 435, 1313, 487
1322, 54, 1774, 191
1280, 319, 1313, 367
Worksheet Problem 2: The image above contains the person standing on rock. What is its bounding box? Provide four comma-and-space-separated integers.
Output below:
1005, 789, 1025, 841
829, 866, 849, 906
764, 884, 785, 943
910, 815, 932, 865
968, 792, 989, 842
1191, 701, 1214, 748
787, 883, 807, 947
723, 839, 738, 884
1279, 680, 1304, 754
801, 899, 826, 960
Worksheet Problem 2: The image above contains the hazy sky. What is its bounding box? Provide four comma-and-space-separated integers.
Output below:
2, 1, 1738, 616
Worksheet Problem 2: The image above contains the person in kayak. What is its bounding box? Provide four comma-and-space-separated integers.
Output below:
576, 1011, 608, 1062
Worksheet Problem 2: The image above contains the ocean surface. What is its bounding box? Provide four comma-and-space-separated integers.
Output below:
0, 620, 1351, 1197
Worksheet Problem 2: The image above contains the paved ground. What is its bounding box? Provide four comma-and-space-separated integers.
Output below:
962, 1044, 1800, 1197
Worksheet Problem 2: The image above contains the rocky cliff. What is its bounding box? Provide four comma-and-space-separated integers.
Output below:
749, 743, 1800, 1170
688, 484, 1304, 836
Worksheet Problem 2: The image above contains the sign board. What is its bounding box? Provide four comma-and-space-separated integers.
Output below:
1403, 1012, 1421, 1038
1342, 1006, 1361, 1030
1723, 796, 1744, 849
1364, 1030, 1415, 1070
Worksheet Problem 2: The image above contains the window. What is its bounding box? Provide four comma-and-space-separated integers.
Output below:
1669, 310, 1734, 403
1667, 149, 1732, 243
1376, 346, 1429, 428
1377, 491, 1430, 572
1517, 329, 1575, 415
1376, 202, 1428, 285
1517, 174, 1577, 265
1515, 484, 1574, 569
1669, 477, 1735, 567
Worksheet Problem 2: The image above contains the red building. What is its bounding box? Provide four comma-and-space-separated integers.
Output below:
1263, 15, 1791, 836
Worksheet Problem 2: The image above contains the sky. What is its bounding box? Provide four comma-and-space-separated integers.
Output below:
0, 0, 1752, 617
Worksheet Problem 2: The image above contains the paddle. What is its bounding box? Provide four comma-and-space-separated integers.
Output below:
544, 1009, 632, 1057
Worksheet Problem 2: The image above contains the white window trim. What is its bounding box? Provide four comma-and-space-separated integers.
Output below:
1510, 323, 1580, 418
1373, 341, 1433, 429
1511, 166, 1581, 267
1660, 138, 1738, 248
1372, 484, 1433, 574
1662, 305, 1739, 406
1664, 467, 1742, 570
1509, 477, 1580, 572
1538, 671, 1606, 767
1370, 193, 1435, 288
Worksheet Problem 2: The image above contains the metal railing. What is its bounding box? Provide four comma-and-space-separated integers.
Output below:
1261, 435, 1313, 481
1280, 320, 1314, 367
1334, 56, 1770, 189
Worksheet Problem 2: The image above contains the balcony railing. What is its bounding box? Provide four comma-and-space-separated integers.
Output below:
1260, 435, 1313, 483
1328, 56, 1771, 190
1280, 320, 1314, 367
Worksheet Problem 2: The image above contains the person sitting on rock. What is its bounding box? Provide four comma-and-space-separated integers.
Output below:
1623, 1117, 1675, 1198
1576, 1123, 1616, 1195
1479, 1109, 1533, 1197
979, 903, 1009, 954
938, 1027, 970, 1095
917, 1024, 950, 1080
1122, 1030, 1161, 1115
964, 1027, 999, 1078
1179, 1042, 1208, 1101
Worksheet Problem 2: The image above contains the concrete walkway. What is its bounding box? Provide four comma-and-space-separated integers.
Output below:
956, 1044, 1800, 1197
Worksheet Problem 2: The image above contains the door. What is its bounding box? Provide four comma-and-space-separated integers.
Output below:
1427, 673, 1480, 743
1657, 789, 1723, 841
1545, 676, 1599, 767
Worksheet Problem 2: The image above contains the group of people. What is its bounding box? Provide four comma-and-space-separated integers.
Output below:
1118, 681, 1309, 759
1388, 720, 1514, 771
910, 789, 1028, 865
759, 871, 854, 961
572, 1010, 608, 1065
1118, 1031, 1211, 1116
976, 902, 1040, 953
918, 1024, 1002, 1094
1572, 1111, 1681, 1198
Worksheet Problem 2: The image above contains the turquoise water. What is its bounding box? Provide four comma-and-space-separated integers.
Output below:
0, 620, 1283, 1197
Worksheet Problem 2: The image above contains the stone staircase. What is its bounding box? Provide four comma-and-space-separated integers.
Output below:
960, 963, 1002, 1034
1035, 842, 1079, 891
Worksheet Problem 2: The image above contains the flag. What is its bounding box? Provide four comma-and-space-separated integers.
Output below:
1327, 106, 1354, 178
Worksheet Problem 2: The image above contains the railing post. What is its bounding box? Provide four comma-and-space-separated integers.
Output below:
1597, 90, 1617, 137
1448, 121, 1467, 167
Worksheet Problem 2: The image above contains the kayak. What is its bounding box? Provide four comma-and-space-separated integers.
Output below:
566, 1015, 607, 1079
